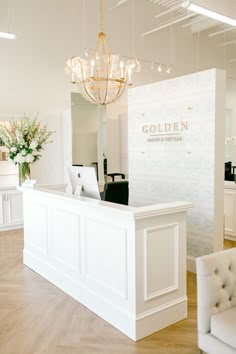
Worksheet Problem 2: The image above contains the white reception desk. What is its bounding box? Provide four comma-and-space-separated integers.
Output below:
23, 188, 191, 341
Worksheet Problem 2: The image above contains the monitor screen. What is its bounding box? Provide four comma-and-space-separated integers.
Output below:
68, 166, 101, 200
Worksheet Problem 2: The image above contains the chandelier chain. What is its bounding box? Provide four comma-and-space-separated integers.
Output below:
196, 31, 200, 71
100, 0, 104, 33
82, 0, 86, 49
7, 0, 12, 33
131, 0, 135, 58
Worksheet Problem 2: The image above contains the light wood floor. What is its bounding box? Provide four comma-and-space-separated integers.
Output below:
0, 229, 199, 354
224, 238, 236, 249
1, 230, 235, 354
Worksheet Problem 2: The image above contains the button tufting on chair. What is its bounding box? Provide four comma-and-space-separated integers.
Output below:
197, 248, 236, 353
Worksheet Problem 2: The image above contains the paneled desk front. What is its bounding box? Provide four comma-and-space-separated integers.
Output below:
23, 188, 191, 341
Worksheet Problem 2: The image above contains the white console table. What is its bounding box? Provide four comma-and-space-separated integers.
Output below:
23, 188, 191, 341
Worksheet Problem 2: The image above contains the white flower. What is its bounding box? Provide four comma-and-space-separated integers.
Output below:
30, 140, 37, 150
25, 154, 34, 163
14, 153, 25, 163
21, 149, 27, 156
10, 147, 17, 152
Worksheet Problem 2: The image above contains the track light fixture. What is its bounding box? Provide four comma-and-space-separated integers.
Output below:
182, 1, 236, 27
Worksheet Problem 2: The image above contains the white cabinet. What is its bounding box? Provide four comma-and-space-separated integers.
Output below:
0, 193, 4, 226
224, 182, 236, 240
6, 190, 23, 225
0, 189, 23, 231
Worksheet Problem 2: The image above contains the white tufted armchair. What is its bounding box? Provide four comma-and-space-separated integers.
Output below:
196, 248, 236, 354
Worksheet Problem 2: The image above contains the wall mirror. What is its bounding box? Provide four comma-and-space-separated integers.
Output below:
225, 109, 233, 163
225, 109, 235, 181
71, 93, 107, 183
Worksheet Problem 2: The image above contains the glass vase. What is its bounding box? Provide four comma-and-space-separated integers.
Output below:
18, 163, 31, 186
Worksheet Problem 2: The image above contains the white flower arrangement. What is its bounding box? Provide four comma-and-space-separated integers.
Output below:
0, 115, 54, 182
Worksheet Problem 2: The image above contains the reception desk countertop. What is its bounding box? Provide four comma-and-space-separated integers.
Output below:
0, 185, 18, 191
224, 181, 236, 190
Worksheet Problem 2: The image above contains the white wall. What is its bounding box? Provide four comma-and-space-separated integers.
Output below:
128, 69, 225, 259
30, 112, 64, 184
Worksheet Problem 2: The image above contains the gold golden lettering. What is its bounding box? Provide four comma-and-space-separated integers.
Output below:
164, 123, 171, 132
181, 121, 188, 131
142, 125, 148, 133
174, 122, 179, 131
150, 125, 156, 133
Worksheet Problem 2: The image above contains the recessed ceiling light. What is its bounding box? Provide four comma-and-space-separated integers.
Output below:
182, 1, 236, 27
0, 32, 15, 40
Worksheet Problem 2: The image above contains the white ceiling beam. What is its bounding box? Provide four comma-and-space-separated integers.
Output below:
229, 58, 236, 63
182, 15, 205, 27
153, 0, 166, 5
159, 0, 180, 7
142, 12, 197, 37
154, 0, 178, 6
220, 39, 236, 47
167, 0, 181, 5
111, 0, 129, 10
191, 18, 219, 33
154, 0, 170, 5
208, 27, 236, 38
155, 4, 182, 19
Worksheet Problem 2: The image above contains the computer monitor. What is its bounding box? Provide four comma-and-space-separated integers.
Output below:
68, 166, 101, 200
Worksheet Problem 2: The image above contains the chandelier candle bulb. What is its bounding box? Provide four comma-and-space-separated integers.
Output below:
71, 72, 76, 83
120, 61, 125, 79
90, 59, 95, 78
128, 68, 132, 85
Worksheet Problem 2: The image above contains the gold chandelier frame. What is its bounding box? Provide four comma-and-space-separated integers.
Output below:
66, 0, 140, 105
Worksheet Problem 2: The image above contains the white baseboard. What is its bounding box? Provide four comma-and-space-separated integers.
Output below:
0, 224, 23, 232
136, 297, 187, 340
224, 235, 236, 242
187, 256, 196, 273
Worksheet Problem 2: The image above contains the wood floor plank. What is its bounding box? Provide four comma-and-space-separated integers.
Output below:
0, 229, 200, 354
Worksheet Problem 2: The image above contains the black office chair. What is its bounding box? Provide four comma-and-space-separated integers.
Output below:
102, 181, 129, 206
225, 161, 234, 181
107, 172, 125, 182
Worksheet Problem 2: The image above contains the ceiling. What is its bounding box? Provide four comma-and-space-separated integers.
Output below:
0, 0, 236, 113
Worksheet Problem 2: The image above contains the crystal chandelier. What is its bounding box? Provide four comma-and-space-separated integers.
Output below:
65, 0, 140, 105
